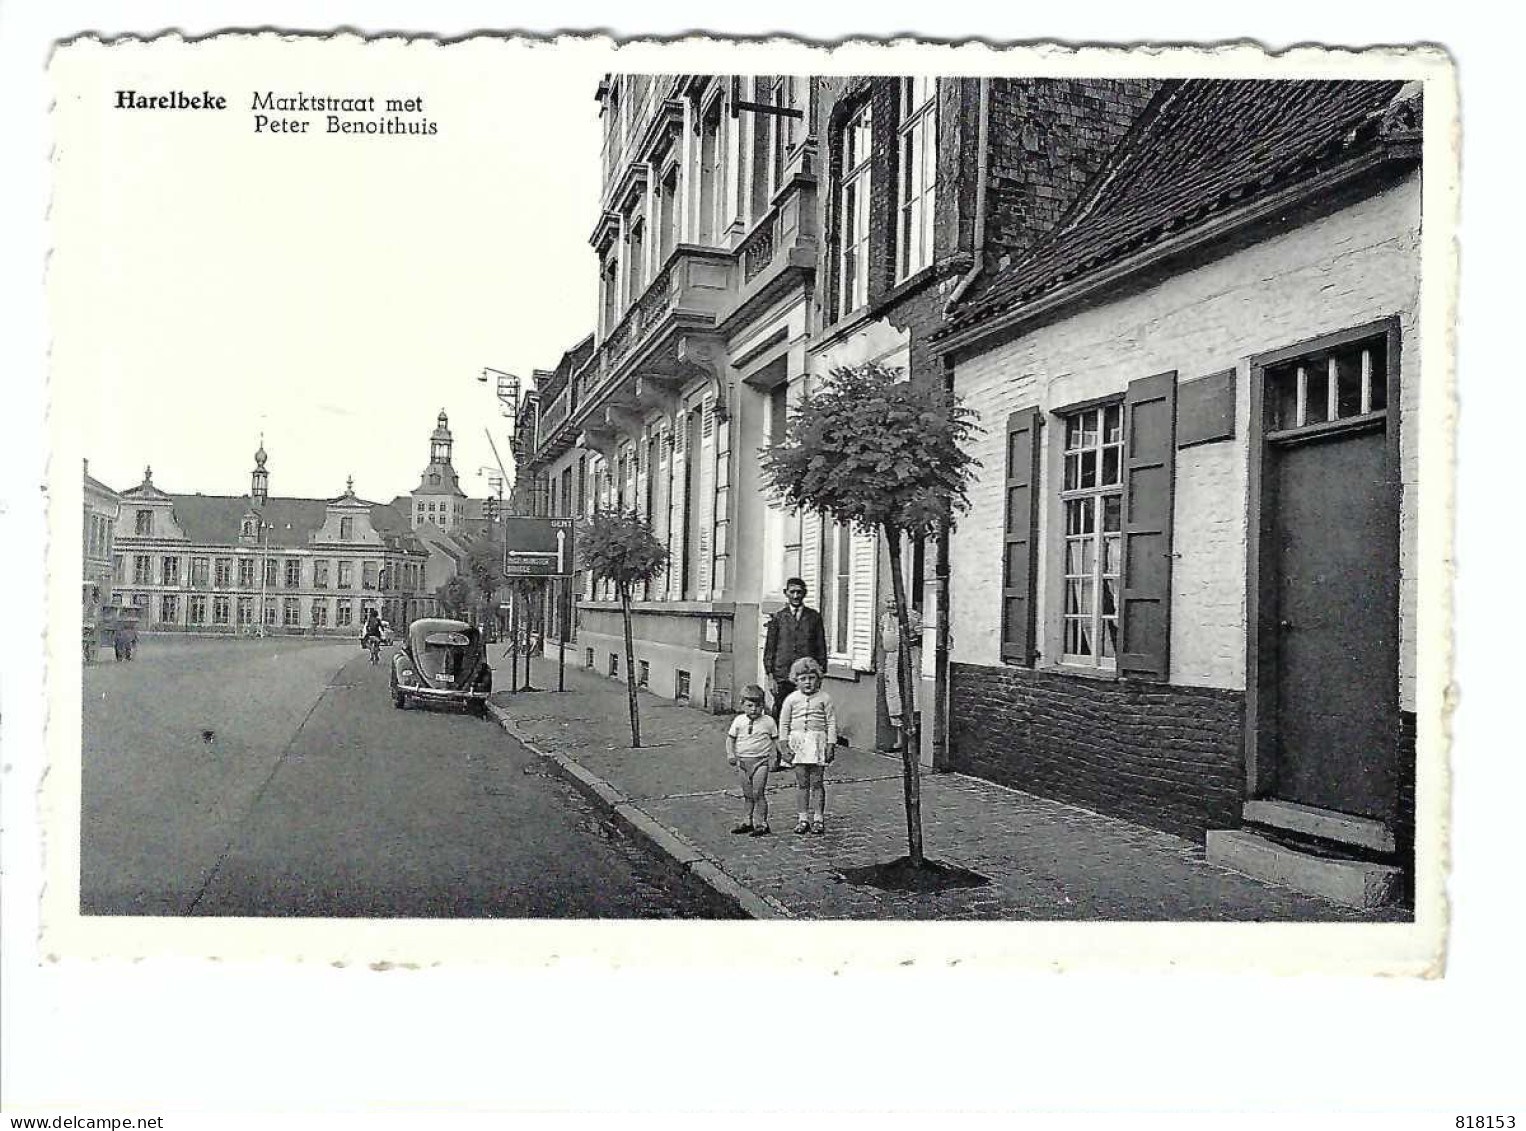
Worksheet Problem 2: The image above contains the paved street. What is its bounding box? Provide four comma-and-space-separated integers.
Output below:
496, 655, 1412, 922
81, 637, 737, 918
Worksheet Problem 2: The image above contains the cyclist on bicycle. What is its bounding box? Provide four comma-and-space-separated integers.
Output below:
362, 609, 384, 661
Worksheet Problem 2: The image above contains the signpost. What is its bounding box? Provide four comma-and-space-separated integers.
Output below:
501, 516, 577, 693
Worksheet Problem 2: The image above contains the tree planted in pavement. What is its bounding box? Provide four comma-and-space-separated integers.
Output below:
436, 576, 472, 620
759, 363, 980, 868
577, 509, 670, 748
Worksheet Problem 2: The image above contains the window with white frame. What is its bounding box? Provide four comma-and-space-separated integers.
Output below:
213, 595, 231, 625
336, 599, 353, 627
133, 554, 152, 584
339, 516, 354, 541
238, 558, 255, 589
1059, 403, 1125, 668
836, 102, 873, 318
159, 594, 179, 624
897, 77, 937, 281
1266, 334, 1388, 433
135, 510, 153, 536
188, 595, 206, 625
214, 557, 232, 588
284, 558, 301, 589
161, 556, 181, 586
282, 598, 300, 627
826, 522, 853, 655
626, 214, 646, 306
311, 598, 329, 627
236, 596, 254, 626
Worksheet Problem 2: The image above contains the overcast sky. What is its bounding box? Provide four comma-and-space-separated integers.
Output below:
51, 36, 605, 503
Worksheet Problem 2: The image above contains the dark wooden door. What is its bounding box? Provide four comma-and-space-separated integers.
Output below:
1269, 425, 1398, 819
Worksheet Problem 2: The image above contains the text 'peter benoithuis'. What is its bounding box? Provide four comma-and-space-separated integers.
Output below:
112, 90, 441, 136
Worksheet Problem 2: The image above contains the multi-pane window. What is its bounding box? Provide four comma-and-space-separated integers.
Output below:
161, 556, 181, 586
135, 510, 153, 535
897, 77, 937, 281
336, 600, 353, 627
282, 598, 300, 627
836, 102, 873, 317
159, 595, 179, 624
264, 601, 278, 626
338, 561, 353, 589
820, 522, 853, 656
339, 516, 354, 541
1266, 334, 1388, 432
1060, 404, 1125, 669
238, 558, 256, 588
311, 598, 329, 627
264, 559, 279, 588
213, 595, 231, 625
133, 554, 152, 584
214, 557, 232, 588
313, 560, 329, 589
187, 595, 206, 625
113, 555, 124, 583
191, 557, 210, 588
236, 597, 254, 626
362, 561, 378, 590
772, 76, 799, 193
284, 559, 301, 589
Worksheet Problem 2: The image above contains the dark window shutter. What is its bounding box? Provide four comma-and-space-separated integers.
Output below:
1119, 371, 1178, 681
1000, 407, 1043, 665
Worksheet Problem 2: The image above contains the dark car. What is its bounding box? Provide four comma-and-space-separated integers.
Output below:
390, 617, 492, 714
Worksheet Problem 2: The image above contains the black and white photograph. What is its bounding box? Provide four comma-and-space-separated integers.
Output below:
13, 9, 1519, 1117
45, 36, 1453, 951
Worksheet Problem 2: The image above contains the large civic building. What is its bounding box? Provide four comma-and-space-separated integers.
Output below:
102, 415, 486, 635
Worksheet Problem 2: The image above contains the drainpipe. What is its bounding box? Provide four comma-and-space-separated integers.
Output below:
932, 79, 989, 772
943, 77, 992, 315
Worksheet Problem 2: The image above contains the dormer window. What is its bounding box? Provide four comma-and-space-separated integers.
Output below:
340, 516, 354, 541
136, 509, 154, 536
430, 473, 441, 486
241, 519, 255, 538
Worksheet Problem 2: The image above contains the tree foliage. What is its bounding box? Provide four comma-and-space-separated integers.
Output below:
758, 363, 981, 540
436, 576, 471, 619
577, 509, 670, 596
577, 509, 669, 748
758, 363, 982, 868
465, 538, 506, 609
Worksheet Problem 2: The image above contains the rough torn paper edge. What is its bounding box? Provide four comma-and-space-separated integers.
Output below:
36, 32, 1458, 974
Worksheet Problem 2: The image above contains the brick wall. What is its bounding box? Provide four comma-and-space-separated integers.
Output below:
950, 662, 1244, 840
982, 80, 1160, 267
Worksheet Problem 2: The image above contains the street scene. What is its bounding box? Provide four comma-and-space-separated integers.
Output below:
63, 51, 1436, 924
82, 636, 736, 918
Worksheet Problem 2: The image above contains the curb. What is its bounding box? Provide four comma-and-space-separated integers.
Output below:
487, 702, 790, 920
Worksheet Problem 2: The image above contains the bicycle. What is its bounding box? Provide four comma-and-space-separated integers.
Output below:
368, 635, 382, 665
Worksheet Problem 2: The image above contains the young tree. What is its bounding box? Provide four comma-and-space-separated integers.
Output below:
760, 363, 980, 868
465, 539, 506, 621
436, 576, 472, 620
576, 509, 670, 747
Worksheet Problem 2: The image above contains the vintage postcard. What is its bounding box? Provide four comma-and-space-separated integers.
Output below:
41, 33, 1456, 973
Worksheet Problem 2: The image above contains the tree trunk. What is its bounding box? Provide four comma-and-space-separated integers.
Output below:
620, 583, 642, 748
884, 525, 925, 868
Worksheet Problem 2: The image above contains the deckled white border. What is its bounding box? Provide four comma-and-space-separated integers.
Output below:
38, 32, 1456, 973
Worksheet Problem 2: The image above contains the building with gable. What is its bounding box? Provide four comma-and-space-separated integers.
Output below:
930, 78, 1424, 904
107, 432, 439, 636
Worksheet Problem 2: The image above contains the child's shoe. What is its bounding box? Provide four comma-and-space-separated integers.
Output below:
731, 822, 754, 835
793, 820, 811, 835
810, 819, 826, 835
750, 825, 772, 837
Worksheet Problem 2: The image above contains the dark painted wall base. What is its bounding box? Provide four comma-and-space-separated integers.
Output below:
949, 662, 1245, 841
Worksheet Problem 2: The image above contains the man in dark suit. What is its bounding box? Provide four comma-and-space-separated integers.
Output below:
762, 576, 828, 719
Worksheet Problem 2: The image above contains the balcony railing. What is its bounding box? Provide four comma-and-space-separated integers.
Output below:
539, 383, 573, 437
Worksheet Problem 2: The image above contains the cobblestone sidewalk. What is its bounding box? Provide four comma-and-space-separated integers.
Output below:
489, 655, 1406, 922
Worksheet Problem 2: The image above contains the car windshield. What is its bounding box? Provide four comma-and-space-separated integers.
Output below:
419, 641, 467, 681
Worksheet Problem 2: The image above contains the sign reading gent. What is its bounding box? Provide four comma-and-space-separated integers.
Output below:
501, 516, 576, 577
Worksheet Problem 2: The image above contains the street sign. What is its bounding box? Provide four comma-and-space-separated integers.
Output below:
501, 516, 576, 577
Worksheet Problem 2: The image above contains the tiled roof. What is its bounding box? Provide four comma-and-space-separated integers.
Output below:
941, 78, 1417, 338
123, 492, 426, 553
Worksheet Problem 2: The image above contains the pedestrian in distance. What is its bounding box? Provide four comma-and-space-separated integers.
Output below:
761, 577, 827, 728
778, 656, 837, 836
726, 684, 778, 837
114, 619, 138, 661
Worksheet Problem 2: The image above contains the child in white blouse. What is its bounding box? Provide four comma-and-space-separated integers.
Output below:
778, 656, 838, 835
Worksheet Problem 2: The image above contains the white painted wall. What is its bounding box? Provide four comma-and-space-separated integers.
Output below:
950, 172, 1423, 708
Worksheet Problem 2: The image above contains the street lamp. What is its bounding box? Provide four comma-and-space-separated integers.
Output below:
478, 367, 522, 424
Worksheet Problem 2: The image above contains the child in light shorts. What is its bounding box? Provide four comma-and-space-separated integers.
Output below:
726, 684, 779, 837
778, 656, 838, 835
